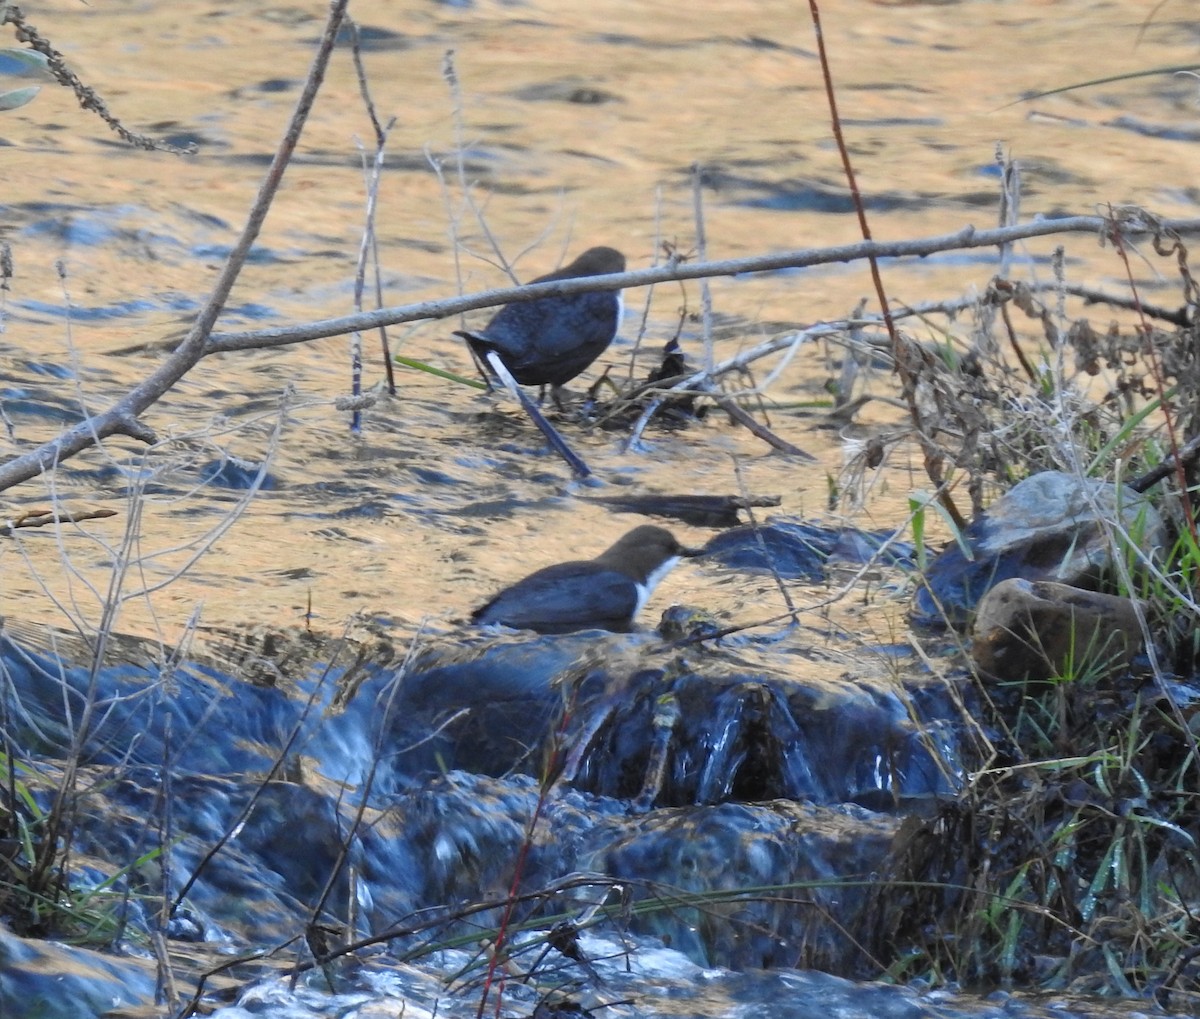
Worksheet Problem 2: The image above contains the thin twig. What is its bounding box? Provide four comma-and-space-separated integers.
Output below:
626, 188, 665, 384
348, 18, 397, 398
1, 5, 191, 153
808, 0, 960, 526
691, 164, 714, 372
995, 143, 1020, 278
168, 640, 341, 916
1105, 205, 1196, 537
1, 507, 117, 534
350, 123, 397, 430
443, 50, 519, 285
732, 455, 799, 622
707, 388, 816, 460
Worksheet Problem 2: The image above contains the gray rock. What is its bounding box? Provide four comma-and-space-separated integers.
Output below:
912, 471, 1164, 628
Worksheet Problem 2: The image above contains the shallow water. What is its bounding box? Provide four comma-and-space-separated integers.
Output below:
0, 3, 1198, 1013
2, 0, 1197, 648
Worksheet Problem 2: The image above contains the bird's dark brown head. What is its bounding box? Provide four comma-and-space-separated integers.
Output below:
561, 246, 625, 278
595, 525, 702, 579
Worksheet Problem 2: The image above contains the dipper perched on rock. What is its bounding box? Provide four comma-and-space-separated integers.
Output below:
472, 524, 699, 635
455, 246, 626, 396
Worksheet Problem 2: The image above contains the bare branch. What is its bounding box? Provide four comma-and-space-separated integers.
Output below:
0, 0, 350, 495
3, 201, 1198, 495
206, 215, 1200, 355
1, 507, 117, 535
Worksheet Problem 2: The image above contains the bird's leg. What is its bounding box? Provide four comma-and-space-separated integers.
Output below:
464, 342, 499, 392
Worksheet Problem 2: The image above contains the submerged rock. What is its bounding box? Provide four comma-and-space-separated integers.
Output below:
0, 615, 969, 984
582, 491, 781, 527
558, 647, 961, 810
573, 797, 898, 971
911, 471, 1164, 629
367, 627, 965, 810
702, 517, 919, 580
0, 923, 156, 1018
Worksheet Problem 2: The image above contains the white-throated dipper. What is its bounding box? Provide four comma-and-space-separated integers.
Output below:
455, 246, 626, 395
472, 524, 699, 634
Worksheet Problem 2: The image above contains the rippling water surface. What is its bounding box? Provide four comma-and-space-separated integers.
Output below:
2, 0, 1197, 645
2, 1, 1197, 1015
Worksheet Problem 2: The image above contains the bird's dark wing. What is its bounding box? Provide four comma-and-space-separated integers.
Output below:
527, 291, 619, 361
472, 565, 638, 634
460, 302, 553, 378
462, 290, 619, 386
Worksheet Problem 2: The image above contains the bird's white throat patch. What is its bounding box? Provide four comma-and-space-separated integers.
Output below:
633, 555, 680, 616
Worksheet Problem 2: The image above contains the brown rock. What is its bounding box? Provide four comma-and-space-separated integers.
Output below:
971, 578, 1145, 682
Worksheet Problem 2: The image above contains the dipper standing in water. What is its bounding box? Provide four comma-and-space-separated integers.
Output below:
455, 246, 626, 399
472, 525, 700, 634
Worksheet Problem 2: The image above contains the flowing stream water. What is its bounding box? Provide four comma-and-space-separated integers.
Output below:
2, 0, 1197, 643
0, 1, 1198, 1016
